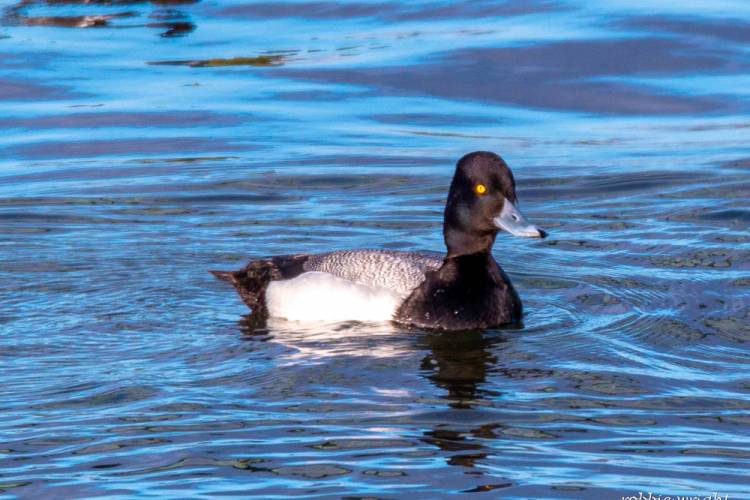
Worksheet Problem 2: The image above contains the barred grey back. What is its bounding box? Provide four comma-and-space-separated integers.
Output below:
303, 249, 442, 295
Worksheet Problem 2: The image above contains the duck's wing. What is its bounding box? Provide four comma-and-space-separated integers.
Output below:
303, 249, 443, 296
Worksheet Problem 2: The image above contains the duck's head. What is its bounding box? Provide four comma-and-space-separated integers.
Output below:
443, 151, 546, 257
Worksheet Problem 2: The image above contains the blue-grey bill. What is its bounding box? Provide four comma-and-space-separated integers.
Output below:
493, 198, 546, 238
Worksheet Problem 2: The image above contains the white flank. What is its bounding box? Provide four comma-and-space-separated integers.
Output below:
265, 271, 406, 322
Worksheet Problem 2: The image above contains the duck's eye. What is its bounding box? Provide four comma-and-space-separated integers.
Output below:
474, 183, 487, 195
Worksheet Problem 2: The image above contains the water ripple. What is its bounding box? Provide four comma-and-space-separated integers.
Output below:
2, 0, 750, 497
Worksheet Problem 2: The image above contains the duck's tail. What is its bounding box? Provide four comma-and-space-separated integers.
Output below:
209, 270, 236, 284
210, 254, 310, 314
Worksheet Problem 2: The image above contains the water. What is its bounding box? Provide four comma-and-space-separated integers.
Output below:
1, 0, 749, 497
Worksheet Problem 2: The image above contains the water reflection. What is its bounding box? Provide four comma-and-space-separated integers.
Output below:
419, 330, 505, 409
3, 0, 750, 496
418, 330, 501, 482
238, 316, 509, 474
149, 54, 288, 67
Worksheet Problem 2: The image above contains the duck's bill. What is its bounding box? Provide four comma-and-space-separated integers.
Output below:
493, 198, 547, 238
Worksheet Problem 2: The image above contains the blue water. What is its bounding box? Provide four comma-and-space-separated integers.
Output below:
1, 0, 749, 498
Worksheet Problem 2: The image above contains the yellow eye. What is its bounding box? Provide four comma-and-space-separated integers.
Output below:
474, 183, 487, 195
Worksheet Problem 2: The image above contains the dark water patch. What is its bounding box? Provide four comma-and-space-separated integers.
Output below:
162, 193, 291, 204
683, 121, 750, 132
0, 182, 301, 204
215, 1, 391, 20
273, 88, 364, 101
519, 169, 712, 202
574, 170, 707, 193
134, 155, 239, 164
367, 112, 495, 126
271, 463, 351, 478
650, 249, 748, 269
704, 312, 750, 343
40, 381, 103, 398
697, 209, 750, 223
721, 156, 750, 169
284, 153, 448, 168
0, 111, 246, 130
0, 196, 121, 207
0, 78, 78, 101
0, 51, 61, 69
310, 438, 413, 450
5, 137, 248, 159
68, 103, 104, 108
32, 386, 158, 410
0, 211, 143, 226
660, 183, 750, 201
280, 38, 745, 114
621, 16, 750, 44
0, 226, 53, 234
216, 0, 562, 21
0, 162, 215, 186
219, 172, 440, 193
386, 0, 565, 21
681, 447, 750, 458
111, 206, 192, 215
647, 319, 706, 343
403, 129, 493, 140
109, 457, 218, 477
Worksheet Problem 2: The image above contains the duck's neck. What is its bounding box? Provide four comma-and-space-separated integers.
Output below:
444, 226, 497, 259
442, 251, 494, 277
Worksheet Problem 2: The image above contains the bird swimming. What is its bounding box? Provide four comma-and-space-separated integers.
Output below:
211, 151, 546, 330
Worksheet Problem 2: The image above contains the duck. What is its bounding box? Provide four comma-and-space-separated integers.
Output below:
211, 151, 546, 330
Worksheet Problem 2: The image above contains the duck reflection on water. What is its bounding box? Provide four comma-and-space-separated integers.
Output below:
238, 315, 522, 476
417, 330, 513, 478
418, 329, 509, 409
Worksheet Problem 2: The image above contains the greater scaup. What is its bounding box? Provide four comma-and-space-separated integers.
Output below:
211, 151, 546, 330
